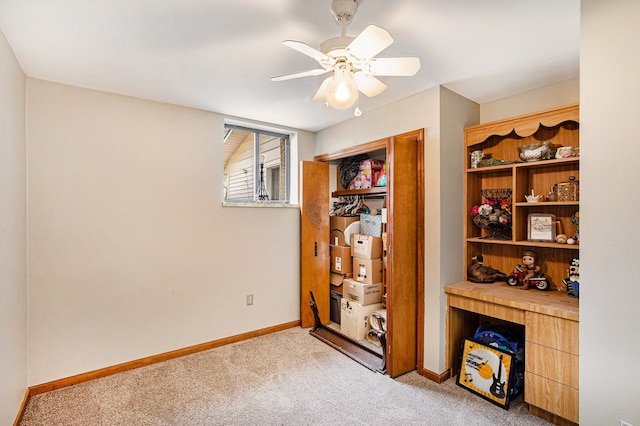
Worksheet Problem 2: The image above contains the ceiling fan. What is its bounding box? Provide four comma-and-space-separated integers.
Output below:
271, 0, 421, 114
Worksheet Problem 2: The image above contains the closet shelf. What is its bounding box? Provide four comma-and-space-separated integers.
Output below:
466, 237, 579, 249
332, 187, 387, 198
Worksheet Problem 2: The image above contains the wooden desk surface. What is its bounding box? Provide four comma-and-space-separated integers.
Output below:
445, 281, 579, 322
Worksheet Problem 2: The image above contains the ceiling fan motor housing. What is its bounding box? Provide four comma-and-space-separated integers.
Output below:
320, 36, 355, 58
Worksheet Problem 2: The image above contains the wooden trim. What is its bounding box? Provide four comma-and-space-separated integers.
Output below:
415, 129, 425, 381
465, 103, 579, 146
418, 367, 451, 384
12, 389, 30, 426
28, 320, 300, 396
314, 138, 388, 162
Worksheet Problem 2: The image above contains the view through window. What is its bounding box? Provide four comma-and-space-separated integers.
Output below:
223, 124, 290, 203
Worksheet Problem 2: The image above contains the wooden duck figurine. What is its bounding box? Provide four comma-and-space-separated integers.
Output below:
468, 254, 507, 283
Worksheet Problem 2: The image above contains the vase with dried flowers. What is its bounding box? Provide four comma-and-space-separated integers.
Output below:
471, 188, 512, 240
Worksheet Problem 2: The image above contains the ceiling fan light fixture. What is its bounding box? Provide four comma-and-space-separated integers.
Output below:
326, 65, 358, 109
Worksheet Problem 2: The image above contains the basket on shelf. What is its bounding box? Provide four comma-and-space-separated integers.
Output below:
517, 142, 560, 162
471, 188, 512, 240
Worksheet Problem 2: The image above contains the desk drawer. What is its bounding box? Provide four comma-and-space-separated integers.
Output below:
526, 312, 578, 354
448, 294, 525, 324
526, 342, 579, 388
525, 372, 579, 423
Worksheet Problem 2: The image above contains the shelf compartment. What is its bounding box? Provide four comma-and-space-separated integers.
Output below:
465, 169, 513, 240
512, 204, 579, 242
465, 241, 578, 289
514, 162, 579, 205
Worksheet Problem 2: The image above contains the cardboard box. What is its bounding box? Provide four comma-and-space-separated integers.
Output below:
330, 216, 360, 246
330, 245, 352, 274
343, 278, 382, 305
329, 272, 350, 293
340, 298, 384, 341
350, 234, 383, 259
352, 258, 383, 284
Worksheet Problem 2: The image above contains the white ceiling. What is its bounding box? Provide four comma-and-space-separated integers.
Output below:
0, 0, 579, 132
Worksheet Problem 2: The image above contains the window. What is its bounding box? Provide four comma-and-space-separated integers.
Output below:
223, 124, 291, 204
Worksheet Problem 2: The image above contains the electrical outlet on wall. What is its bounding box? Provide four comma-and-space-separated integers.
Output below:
246, 294, 253, 306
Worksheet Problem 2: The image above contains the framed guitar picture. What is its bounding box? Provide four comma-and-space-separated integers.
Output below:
456, 338, 515, 409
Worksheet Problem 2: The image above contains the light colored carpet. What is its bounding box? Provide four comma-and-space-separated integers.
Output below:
20, 326, 551, 425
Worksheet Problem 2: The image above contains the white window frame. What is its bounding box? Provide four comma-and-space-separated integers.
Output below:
222, 120, 298, 207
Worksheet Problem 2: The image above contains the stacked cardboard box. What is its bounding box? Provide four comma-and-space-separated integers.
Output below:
340, 298, 384, 341
329, 216, 359, 293
350, 234, 383, 285
340, 233, 384, 341
329, 216, 359, 322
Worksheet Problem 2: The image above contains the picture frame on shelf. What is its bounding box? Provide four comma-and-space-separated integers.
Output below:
528, 213, 556, 242
456, 338, 515, 410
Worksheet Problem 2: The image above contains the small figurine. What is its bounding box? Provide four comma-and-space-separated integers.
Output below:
519, 250, 540, 290
506, 250, 550, 290
563, 257, 580, 298
468, 254, 507, 283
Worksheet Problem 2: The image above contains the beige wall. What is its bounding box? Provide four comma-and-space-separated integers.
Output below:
0, 31, 27, 424
27, 80, 314, 385
480, 77, 579, 122
581, 0, 640, 424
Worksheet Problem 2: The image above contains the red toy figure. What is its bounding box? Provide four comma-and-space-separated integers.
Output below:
506, 249, 550, 290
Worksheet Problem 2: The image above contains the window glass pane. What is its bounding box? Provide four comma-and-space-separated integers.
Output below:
268, 166, 281, 200
224, 124, 289, 203
223, 129, 255, 201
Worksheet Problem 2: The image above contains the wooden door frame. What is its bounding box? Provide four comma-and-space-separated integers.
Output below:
313, 129, 425, 377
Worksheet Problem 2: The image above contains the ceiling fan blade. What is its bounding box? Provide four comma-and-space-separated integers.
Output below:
346, 24, 394, 62
283, 40, 332, 64
271, 68, 329, 82
312, 77, 331, 101
354, 73, 387, 97
365, 57, 422, 76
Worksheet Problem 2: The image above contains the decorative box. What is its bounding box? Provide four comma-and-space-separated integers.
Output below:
557, 176, 579, 201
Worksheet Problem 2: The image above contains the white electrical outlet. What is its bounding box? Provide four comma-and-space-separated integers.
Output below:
246, 294, 253, 306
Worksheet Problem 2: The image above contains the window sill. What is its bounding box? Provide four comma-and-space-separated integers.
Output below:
222, 201, 300, 208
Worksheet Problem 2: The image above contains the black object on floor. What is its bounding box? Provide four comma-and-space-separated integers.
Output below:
308, 291, 386, 374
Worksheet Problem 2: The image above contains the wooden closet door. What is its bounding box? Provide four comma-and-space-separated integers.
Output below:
299, 161, 330, 328
386, 129, 424, 377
